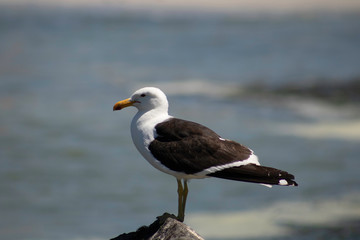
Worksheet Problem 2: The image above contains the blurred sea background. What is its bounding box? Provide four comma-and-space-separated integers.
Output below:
1, 1, 360, 239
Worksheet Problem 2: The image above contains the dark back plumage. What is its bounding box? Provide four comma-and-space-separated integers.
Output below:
149, 118, 253, 174
149, 118, 297, 186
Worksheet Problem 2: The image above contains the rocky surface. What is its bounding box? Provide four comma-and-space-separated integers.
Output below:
111, 213, 204, 240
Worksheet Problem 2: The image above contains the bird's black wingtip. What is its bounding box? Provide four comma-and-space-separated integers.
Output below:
284, 177, 298, 187
292, 180, 298, 187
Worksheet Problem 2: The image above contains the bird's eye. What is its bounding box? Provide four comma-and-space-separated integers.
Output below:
140, 94, 146, 97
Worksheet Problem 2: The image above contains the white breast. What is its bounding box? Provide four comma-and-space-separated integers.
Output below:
130, 110, 175, 173
130, 109, 207, 179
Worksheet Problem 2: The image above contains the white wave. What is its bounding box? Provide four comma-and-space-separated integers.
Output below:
135, 79, 241, 99
284, 97, 360, 121
187, 192, 360, 239
273, 120, 360, 141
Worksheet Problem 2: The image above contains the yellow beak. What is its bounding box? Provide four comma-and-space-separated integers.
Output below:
113, 98, 135, 111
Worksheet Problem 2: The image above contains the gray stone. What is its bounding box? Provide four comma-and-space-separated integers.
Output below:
111, 213, 204, 240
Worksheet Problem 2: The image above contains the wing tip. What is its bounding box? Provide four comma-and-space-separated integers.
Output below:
279, 178, 298, 187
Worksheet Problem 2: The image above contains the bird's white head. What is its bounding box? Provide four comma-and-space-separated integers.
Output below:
113, 87, 169, 113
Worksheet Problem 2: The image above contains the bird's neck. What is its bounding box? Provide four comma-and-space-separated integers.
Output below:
131, 109, 171, 149
134, 108, 169, 126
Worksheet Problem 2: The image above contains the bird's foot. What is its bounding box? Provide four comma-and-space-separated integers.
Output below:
176, 213, 185, 222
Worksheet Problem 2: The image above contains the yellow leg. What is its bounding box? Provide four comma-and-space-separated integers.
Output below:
176, 179, 189, 222
182, 180, 189, 218
177, 179, 184, 222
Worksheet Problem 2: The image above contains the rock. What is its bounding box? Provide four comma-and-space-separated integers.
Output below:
111, 213, 204, 240
149, 217, 204, 240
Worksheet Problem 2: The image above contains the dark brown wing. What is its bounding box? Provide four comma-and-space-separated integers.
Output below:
148, 118, 252, 174
149, 118, 298, 186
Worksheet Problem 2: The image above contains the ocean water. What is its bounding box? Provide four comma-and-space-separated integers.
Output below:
0, 6, 360, 240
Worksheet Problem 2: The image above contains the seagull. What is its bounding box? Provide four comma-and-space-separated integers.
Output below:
113, 87, 297, 222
